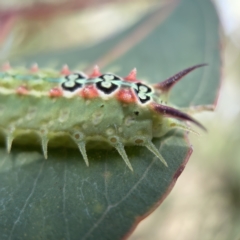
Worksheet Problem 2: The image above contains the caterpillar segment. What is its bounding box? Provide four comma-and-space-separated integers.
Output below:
114, 142, 133, 172
6, 132, 14, 153
30, 63, 39, 73
145, 140, 168, 167
71, 131, 89, 166
76, 141, 89, 167
41, 134, 49, 159
150, 102, 207, 132
153, 63, 208, 101
0, 63, 207, 171
153, 63, 207, 92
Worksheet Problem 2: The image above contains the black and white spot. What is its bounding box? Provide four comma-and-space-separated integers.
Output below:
62, 73, 87, 92
95, 74, 122, 94
134, 82, 153, 104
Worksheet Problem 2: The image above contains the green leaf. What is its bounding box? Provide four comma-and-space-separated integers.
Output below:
0, 0, 221, 239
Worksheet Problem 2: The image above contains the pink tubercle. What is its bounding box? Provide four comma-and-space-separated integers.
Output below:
49, 87, 63, 97
2, 62, 11, 71
30, 63, 39, 73
89, 65, 101, 78
124, 68, 138, 82
60, 65, 71, 75
16, 86, 28, 95
80, 85, 99, 99
117, 88, 137, 103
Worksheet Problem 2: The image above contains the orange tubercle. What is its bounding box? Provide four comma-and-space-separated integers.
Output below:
16, 86, 28, 95
124, 68, 138, 82
61, 65, 71, 75
30, 63, 39, 73
49, 87, 63, 97
89, 65, 101, 78
2, 62, 11, 71
80, 85, 99, 99
117, 88, 137, 103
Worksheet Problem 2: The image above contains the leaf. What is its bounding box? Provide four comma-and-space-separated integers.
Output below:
0, 0, 221, 239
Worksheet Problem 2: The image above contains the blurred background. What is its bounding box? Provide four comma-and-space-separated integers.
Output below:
0, 0, 239, 239
131, 1, 240, 239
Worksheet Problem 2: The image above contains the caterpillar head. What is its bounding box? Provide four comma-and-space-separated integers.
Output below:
122, 64, 208, 132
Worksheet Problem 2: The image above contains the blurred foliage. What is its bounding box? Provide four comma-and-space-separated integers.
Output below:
130, 13, 240, 240
0, 0, 157, 58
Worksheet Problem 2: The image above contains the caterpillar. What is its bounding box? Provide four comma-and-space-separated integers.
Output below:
0, 63, 206, 171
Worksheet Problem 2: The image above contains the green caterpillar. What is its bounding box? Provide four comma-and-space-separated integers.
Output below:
0, 63, 206, 171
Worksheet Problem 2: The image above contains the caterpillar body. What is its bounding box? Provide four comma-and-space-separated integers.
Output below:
0, 63, 206, 171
